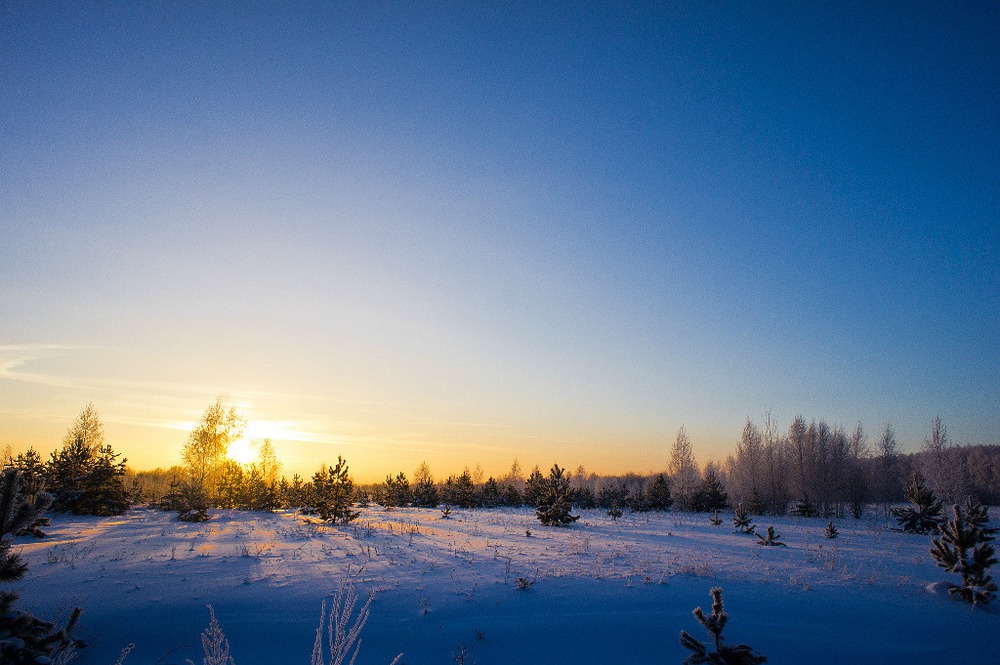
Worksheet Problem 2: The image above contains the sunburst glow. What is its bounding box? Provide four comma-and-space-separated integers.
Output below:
226, 439, 257, 465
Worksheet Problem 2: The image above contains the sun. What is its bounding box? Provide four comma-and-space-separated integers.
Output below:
227, 438, 257, 465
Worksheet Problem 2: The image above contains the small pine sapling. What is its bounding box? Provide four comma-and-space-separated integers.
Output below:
607, 503, 624, 521
732, 504, 756, 535
930, 504, 998, 605
440, 505, 452, 519
535, 464, 579, 527
514, 576, 535, 590
892, 474, 944, 534
177, 481, 210, 522
824, 522, 838, 539
679, 587, 767, 664
309, 456, 360, 525
709, 510, 723, 527
755, 526, 787, 547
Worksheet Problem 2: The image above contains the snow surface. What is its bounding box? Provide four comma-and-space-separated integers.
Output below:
13, 507, 999, 664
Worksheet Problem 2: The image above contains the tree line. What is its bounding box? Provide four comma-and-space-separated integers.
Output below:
4, 401, 1000, 525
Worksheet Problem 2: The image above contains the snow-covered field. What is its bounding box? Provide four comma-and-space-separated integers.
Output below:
14, 507, 998, 664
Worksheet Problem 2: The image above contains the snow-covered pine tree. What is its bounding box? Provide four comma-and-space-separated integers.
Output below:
309, 456, 359, 524
535, 464, 579, 526
755, 526, 787, 547
892, 473, 944, 534
679, 587, 767, 664
0, 469, 84, 664
824, 522, 838, 539
930, 503, 998, 605
732, 503, 755, 534
177, 480, 210, 522
960, 497, 997, 542
709, 510, 723, 526
607, 503, 624, 520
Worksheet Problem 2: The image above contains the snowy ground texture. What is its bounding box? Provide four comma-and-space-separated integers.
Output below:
14, 507, 999, 664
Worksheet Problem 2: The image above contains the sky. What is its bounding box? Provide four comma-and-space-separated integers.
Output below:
2, 2, 998, 482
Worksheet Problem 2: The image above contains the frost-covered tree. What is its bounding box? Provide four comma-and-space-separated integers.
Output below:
0, 469, 83, 664
669, 426, 700, 511
892, 474, 944, 534
845, 423, 869, 519
535, 464, 578, 526
679, 587, 767, 664
930, 503, 997, 605
824, 522, 838, 539
729, 420, 764, 511
254, 438, 282, 486
187, 605, 234, 665
182, 398, 245, 492
875, 423, 900, 514
759, 411, 791, 515
920, 416, 969, 504
308, 457, 359, 524
61, 402, 105, 452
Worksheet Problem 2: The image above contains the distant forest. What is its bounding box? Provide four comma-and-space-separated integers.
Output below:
5, 402, 999, 521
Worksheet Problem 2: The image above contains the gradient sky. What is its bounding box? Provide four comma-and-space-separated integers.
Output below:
2, 2, 998, 482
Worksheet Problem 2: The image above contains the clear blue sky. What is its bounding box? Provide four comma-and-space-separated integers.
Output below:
2, 2, 998, 479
